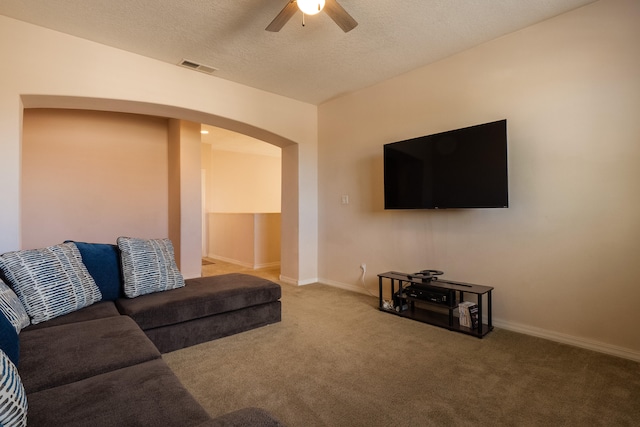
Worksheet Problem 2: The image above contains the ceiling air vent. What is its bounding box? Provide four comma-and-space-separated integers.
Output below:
178, 59, 218, 75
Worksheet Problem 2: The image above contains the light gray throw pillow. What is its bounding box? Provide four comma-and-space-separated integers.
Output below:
117, 237, 185, 298
0, 280, 29, 332
0, 349, 27, 426
0, 243, 102, 324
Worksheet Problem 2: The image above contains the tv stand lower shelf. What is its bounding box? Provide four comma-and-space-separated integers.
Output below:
378, 271, 494, 338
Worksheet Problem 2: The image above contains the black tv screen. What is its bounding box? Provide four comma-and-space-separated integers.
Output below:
384, 119, 508, 209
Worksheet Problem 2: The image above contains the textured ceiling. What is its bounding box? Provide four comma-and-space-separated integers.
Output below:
1, 0, 596, 105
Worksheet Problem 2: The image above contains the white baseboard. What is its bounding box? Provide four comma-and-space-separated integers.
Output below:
207, 254, 280, 270
279, 275, 318, 286
254, 261, 281, 269
319, 277, 376, 297
492, 319, 640, 362
207, 254, 253, 268
318, 278, 640, 363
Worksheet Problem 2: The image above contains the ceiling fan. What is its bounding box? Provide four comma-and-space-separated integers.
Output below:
266, 0, 358, 33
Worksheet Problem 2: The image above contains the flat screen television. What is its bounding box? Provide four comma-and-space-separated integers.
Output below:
383, 119, 508, 209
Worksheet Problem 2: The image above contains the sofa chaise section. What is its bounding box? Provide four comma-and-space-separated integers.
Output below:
116, 273, 282, 353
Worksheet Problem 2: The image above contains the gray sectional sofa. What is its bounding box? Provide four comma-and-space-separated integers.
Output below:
0, 238, 284, 426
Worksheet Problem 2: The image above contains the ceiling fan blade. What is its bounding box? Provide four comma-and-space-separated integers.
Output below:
324, 0, 358, 32
266, 1, 298, 32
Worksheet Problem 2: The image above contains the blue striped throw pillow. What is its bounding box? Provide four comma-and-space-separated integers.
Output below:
117, 237, 185, 298
0, 349, 27, 427
0, 280, 29, 333
0, 243, 102, 324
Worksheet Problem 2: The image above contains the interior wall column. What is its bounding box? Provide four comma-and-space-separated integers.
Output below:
168, 119, 202, 279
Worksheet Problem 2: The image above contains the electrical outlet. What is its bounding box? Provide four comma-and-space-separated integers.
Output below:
360, 263, 366, 273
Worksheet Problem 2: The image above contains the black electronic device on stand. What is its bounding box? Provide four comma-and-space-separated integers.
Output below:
393, 269, 452, 307
407, 269, 444, 284
379, 270, 494, 338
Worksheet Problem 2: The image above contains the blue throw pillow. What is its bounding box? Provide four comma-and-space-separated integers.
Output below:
0, 313, 19, 366
67, 241, 122, 301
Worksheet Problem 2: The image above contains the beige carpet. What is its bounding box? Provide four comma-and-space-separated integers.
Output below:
164, 264, 640, 426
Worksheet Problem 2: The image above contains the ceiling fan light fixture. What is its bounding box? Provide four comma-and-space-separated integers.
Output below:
297, 0, 325, 16
266, 0, 356, 33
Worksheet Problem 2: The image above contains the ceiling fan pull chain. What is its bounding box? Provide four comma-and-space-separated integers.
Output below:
302, 13, 306, 27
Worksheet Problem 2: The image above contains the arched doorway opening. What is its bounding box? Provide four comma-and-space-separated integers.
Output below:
19, 95, 303, 284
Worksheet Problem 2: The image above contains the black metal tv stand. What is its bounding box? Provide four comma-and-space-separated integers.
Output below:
377, 271, 494, 338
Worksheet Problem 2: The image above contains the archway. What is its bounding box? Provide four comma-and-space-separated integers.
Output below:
19, 95, 301, 283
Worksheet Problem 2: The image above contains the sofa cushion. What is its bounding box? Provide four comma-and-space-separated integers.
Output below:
0, 349, 27, 427
0, 313, 19, 366
117, 237, 184, 298
0, 243, 102, 324
146, 300, 281, 353
26, 359, 212, 427
67, 241, 122, 301
22, 301, 120, 331
116, 273, 281, 330
19, 316, 160, 393
0, 280, 29, 333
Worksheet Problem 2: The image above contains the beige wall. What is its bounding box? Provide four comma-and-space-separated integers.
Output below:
201, 142, 281, 266
21, 109, 169, 249
318, 0, 640, 357
254, 213, 281, 267
207, 149, 281, 213
208, 213, 281, 268
0, 15, 318, 284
